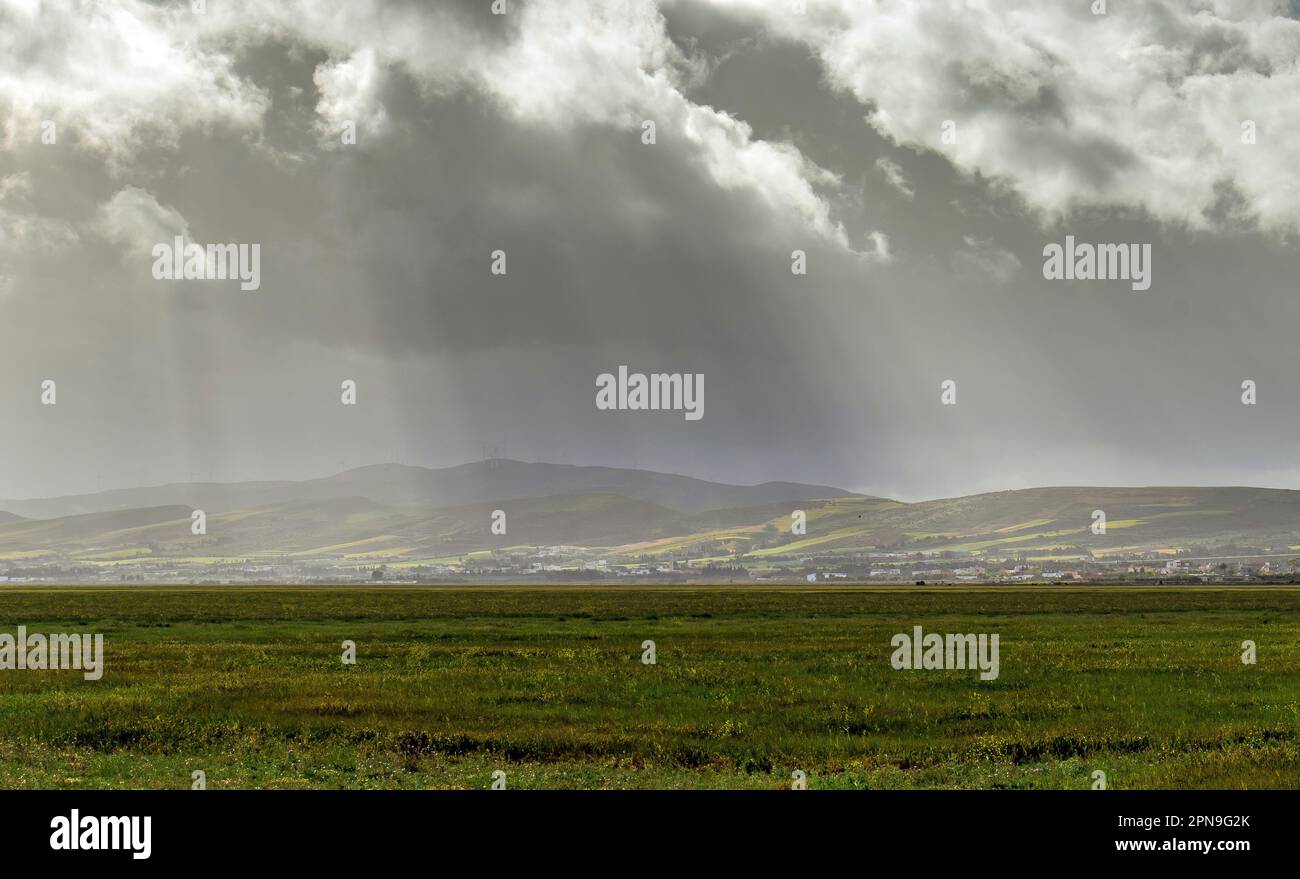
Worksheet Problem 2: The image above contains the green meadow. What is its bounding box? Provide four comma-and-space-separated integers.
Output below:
0, 585, 1296, 789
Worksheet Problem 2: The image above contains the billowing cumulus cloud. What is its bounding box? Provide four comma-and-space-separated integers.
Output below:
0, 0, 270, 164
1, 0, 849, 246
710, 0, 1300, 234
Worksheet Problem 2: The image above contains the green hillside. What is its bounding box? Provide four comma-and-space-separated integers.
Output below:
2, 484, 1299, 567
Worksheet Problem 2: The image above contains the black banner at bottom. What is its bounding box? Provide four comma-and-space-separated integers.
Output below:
0, 790, 1282, 866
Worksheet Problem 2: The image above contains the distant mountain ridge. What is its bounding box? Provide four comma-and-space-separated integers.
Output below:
0, 460, 857, 520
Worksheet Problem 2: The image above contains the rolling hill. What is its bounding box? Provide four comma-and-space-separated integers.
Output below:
662, 486, 1300, 561
2, 465, 1300, 569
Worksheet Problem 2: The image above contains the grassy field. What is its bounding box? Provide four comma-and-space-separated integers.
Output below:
0, 584, 1297, 789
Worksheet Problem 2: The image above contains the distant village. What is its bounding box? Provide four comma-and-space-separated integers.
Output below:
4, 544, 1299, 586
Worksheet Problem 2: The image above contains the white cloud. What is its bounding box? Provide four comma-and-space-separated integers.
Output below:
1, 0, 853, 249
94, 186, 189, 256
313, 48, 390, 146
863, 230, 893, 264
0, 0, 270, 166
707, 0, 1300, 234
0, 171, 32, 203
471, 0, 849, 247
874, 156, 914, 199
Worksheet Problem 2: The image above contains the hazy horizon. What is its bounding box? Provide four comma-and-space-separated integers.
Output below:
8, 455, 1300, 509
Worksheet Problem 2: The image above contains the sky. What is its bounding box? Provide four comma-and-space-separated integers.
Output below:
2, 0, 1300, 502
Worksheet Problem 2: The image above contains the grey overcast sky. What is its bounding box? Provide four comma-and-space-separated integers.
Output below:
2, 0, 1300, 502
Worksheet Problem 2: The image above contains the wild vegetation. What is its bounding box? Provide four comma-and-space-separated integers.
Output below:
0, 585, 1296, 789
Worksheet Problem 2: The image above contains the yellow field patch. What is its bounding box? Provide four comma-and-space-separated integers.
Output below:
289, 535, 403, 557
0, 549, 55, 560
994, 518, 1055, 534
747, 525, 869, 557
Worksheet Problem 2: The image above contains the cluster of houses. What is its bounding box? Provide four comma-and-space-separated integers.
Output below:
3, 546, 1297, 585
